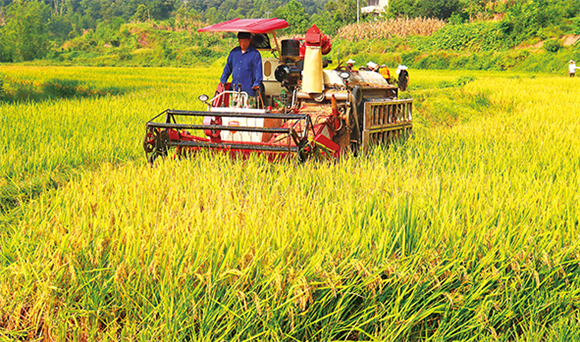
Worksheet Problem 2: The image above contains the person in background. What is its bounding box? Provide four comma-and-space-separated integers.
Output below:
220, 31, 263, 105
365, 61, 379, 72
346, 59, 356, 72
396, 65, 409, 91
379, 64, 391, 83
569, 60, 579, 77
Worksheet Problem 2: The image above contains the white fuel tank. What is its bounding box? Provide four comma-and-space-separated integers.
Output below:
208, 107, 265, 143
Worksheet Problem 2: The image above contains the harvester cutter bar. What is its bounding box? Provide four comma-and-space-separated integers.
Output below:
165, 109, 306, 120
170, 141, 299, 152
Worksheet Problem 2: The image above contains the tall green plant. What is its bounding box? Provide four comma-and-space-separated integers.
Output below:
273, 0, 310, 34
0, 75, 4, 99
0, 0, 51, 62
388, 0, 464, 20
429, 21, 505, 52
499, 0, 580, 46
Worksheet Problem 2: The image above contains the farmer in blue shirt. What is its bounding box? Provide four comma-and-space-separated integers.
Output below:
220, 32, 263, 97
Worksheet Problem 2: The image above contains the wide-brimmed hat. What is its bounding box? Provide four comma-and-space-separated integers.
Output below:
396, 65, 408, 74
570, 60, 575, 63
381, 64, 386, 67
366, 61, 378, 69
346, 59, 356, 64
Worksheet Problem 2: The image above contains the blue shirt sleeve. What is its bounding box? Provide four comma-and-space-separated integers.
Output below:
220, 49, 235, 84
251, 51, 263, 88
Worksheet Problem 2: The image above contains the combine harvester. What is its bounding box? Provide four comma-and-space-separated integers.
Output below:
143, 18, 412, 163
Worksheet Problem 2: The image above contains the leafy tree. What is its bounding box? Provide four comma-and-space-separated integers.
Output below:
388, 0, 464, 20
148, 0, 176, 20
44, 0, 66, 15
78, 0, 101, 20
274, 0, 309, 33
310, 0, 357, 35
245, 0, 284, 19
204, 7, 224, 24
132, 4, 148, 21
499, 0, 577, 45
99, 1, 123, 21
226, 8, 242, 20
48, 13, 73, 41
78, 13, 96, 30
236, 0, 253, 17
325, 0, 356, 27
461, 0, 488, 21
218, 0, 238, 19
311, 10, 335, 35
0, 0, 51, 62
300, 0, 327, 15
174, 0, 202, 21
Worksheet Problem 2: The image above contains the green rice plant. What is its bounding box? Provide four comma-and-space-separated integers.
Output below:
0, 66, 220, 212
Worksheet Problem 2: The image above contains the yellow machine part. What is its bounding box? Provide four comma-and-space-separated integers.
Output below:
302, 45, 323, 93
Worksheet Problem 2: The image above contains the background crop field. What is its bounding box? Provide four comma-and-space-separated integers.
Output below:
1, 66, 580, 341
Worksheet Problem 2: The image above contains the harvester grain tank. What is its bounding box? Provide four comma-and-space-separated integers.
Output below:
143, 18, 412, 163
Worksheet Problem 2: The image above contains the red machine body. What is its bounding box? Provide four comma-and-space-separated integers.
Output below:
143, 84, 342, 163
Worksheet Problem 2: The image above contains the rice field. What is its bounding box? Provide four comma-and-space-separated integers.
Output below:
1, 66, 580, 341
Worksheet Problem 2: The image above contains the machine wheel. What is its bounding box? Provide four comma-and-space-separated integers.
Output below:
146, 129, 169, 165
143, 128, 156, 153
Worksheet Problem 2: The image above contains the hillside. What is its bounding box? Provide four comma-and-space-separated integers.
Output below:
4, 18, 578, 77
0, 0, 579, 74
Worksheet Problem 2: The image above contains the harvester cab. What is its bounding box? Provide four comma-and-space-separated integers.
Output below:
143, 18, 412, 164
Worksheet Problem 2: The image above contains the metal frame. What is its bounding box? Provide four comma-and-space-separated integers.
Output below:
361, 99, 413, 151
144, 109, 313, 163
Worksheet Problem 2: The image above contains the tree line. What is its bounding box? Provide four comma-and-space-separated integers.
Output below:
0, 0, 579, 63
